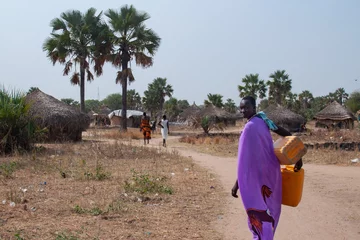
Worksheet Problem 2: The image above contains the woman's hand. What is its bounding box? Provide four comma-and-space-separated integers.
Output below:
231, 180, 239, 198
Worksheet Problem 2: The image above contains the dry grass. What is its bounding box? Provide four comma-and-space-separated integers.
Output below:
84, 127, 145, 141
177, 134, 239, 158
177, 130, 360, 165
302, 149, 359, 165
0, 139, 223, 239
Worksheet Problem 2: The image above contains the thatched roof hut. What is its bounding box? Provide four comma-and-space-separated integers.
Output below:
314, 101, 356, 129
263, 105, 306, 132
26, 90, 90, 141
178, 104, 201, 121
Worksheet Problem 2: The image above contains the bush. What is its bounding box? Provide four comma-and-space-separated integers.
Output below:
0, 87, 43, 154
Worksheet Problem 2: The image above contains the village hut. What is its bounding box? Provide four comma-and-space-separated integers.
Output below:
108, 109, 144, 127
25, 90, 90, 142
314, 101, 356, 129
263, 105, 306, 132
178, 103, 201, 122
89, 105, 111, 127
194, 104, 236, 126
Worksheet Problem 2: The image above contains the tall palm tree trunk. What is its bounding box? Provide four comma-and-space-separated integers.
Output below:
121, 61, 128, 131
80, 60, 86, 113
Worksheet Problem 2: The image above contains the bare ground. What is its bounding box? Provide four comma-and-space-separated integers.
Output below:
154, 135, 360, 240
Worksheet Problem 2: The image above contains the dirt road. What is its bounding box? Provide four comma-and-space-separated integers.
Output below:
150, 136, 360, 240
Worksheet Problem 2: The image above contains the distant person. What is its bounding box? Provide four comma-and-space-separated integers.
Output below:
151, 120, 157, 134
158, 115, 170, 147
140, 112, 151, 144
231, 96, 303, 240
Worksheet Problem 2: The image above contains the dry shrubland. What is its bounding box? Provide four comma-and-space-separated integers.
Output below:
0, 140, 223, 239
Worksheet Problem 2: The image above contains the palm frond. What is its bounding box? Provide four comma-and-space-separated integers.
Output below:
70, 72, 80, 85
134, 52, 153, 68
87, 69, 94, 81
63, 61, 73, 76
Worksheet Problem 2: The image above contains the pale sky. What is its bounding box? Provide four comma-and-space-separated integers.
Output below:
1, 0, 359, 105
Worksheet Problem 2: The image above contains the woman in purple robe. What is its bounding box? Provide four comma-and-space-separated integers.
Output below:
231, 96, 302, 240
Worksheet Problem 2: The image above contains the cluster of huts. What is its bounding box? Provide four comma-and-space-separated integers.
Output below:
25, 90, 358, 143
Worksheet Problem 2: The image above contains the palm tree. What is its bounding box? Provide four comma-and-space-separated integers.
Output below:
334, 88, 349, 105
143, 78, 173, 118
298, 90, 314, 109
204, 94, 224, 108
105, 5, 161, 130
267, 70, 292, 105
43, 8, 111, 112
238, 73, 267, 100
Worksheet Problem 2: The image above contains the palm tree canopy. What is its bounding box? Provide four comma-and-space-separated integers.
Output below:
105, 5, 161, 84
43, 8, 111, 84
238, 73, 267, 100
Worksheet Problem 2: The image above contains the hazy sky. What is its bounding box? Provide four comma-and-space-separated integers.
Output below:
1, 0, 359, 105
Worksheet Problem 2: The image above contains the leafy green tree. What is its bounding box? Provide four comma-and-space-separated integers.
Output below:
127, 89, 142, 110
298, 90, 314, 109
143, 78, 173, 117
178, 100, 190, 111
43, 8, 111, 112
328, 88, 349, 105
85, 99, 101, 113
164, 97, 179, 120
258, 99, 269, 111
61, 98, 80, 107
102, 93, 122, 111
267, 70, 292, 105
345, 91, 360, 113
204, 94, 224, 108
224, 98, 237, 113
238, 74, 267, 100
105, 5, 161, 130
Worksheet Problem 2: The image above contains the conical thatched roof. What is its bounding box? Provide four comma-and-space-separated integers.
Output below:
197, 104, 233, 119
25, 90, 90, 142
179, 104, 201, 120
263, 105, 306, 130
314, 101, 356, 121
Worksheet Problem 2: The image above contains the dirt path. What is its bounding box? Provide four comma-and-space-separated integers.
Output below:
147, 136, 360, 240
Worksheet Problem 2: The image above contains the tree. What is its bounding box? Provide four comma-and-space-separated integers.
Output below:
43, 8, 111, 112
102, 93, 122, 110
164, 97, 179, 121
298, 90, 314, 110
258, 99, 269, 111
345, 91, 360, 113
61, 98, 79, 107
204, 94, 224, 108
267, 70, 292, 105
331, 88, 349, 105
224, 98, 237, 113
143, 77, 173, 118
127, 89, 142, 110
105, 5, 161, 130
178, 100, 190, 111
27, 87, 40, 95
85, 99, 101, 113
238, 73, 267, 100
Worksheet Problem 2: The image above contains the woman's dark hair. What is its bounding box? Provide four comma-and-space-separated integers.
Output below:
163, 115, 167, 119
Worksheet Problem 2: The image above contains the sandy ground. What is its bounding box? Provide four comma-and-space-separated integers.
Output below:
148, 135, 360, 240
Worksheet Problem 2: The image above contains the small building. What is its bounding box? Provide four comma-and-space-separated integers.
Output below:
108, 109, 144, 128
314, 101, 356, 129
263, 105, 306, 132
25, 90, 90, 142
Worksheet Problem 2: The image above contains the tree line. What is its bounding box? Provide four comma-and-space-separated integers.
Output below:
237, 70, 360, 119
